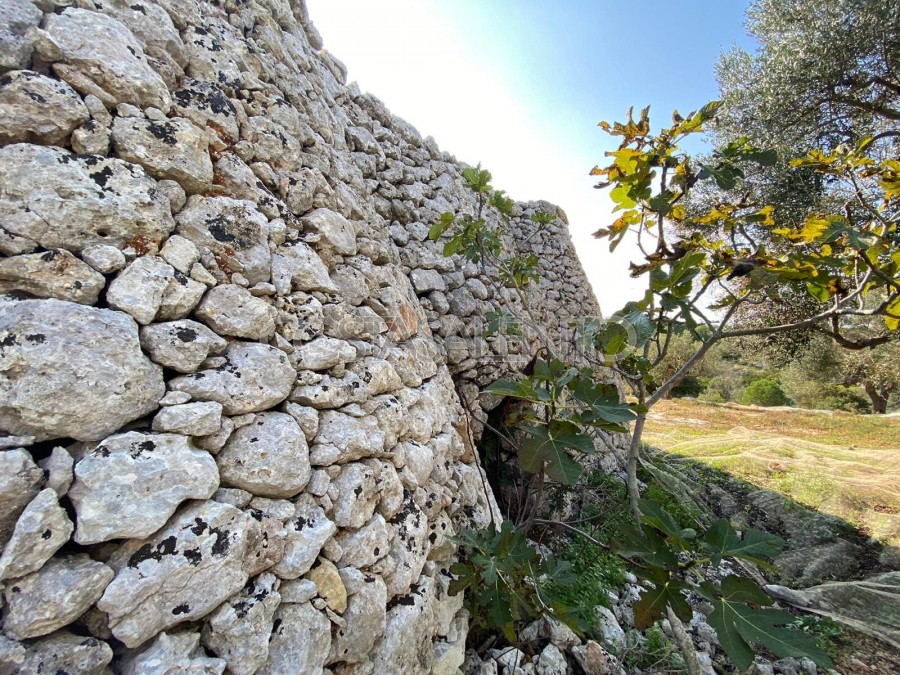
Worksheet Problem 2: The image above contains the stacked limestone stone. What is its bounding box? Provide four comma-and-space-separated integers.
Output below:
0, 0, 614, 672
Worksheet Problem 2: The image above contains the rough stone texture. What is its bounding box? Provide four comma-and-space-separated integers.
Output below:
329, 568, 388, 664
307, 557, 347, 613
217, 411, 311, 498
175, 196, 271, 285
272, 241, 339, 294
202, 572, 281, 675
82, 244, 126, 274
39, 446, 74, 498
0, 249, 106, 304
98, 500, 253, 647
260, 602, 331, 675
0, 71, 90, 146
195, 283, 276, 339
112, 116, 213, 193
0, 0, 620, 671
0, 298, 165, 442
0, 488, 73, 580
2, 554, 113, 640
45, 8, 171, 111
274, 497, 337, 580
293, 335, 357, 370
0, 144, 174, 256
0, 449, 44, 548
301, 208, 357, 255
152, 401, 223, 435
69, 431, 219, 544
121, 631, 226, 675
0, 0, 41, 71
18, 631, 113, 675
169, 341, 296, 414
107, 255, 175, 324
140, 318, 227, 373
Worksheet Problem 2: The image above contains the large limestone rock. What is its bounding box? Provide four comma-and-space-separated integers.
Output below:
370, 575, 438, 674
2, 554, 114, 640
195, 284, 276, 340
300, 208, 358, 256
121, 631, 226, 675
18, 632, 113, 675
335, 513, 391, 569
0, 0, 41, 71
329, 568, 388, 665
271, 241, 339, 294
0, 249, 106, 305
175, 196, 271, 284
169, 341, 296, 415
0, 144, 175, 256
0, 449, 44, 549
0, 488, 73, 580
45, 8, 172, 111
106, 255, 175, 324
139, 318, 227, 373
111, 116, 213, 193
217, 412, 311, 498
310, 411, 385, 465
378, 490, 431, 597
98, 500, 253, 647
331, 462, 380, 529
273, 497, 336, 579
0, 298, 165, 442
69, 431, 219, 544
202, 572, 281, 675
152, 401, 223, 436
0, 71, 90, 146
293, 335, 357, 370
259, 602, 331, 675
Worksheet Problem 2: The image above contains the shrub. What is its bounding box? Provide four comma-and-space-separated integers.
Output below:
670, 375, 705, 398
740, 378, 792, 407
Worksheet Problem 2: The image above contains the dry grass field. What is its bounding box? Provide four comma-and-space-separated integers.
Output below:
643, 399, 900, 546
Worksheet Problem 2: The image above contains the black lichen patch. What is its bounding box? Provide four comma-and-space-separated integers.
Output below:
183, 547, 202, 566
24, 89, 47, 104
233, 599, 251, 619
147, 121, 178, 146
129, 439, 156, 459
206, 216, 237, 243
24, 333, 46, 345
89, 165, 115, 189
41, 529, 53, 540
172, 602, 190, 615
128, 535, 178, 567
175, 326, 198, 342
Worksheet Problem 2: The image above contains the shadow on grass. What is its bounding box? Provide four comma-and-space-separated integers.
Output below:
640, 447, 898, 587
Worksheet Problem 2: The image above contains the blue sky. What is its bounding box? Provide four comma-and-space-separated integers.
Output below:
306, 1, 757, 313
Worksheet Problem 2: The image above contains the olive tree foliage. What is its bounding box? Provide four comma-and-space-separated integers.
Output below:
781, 330, 900, 412
716, 0, 900, 150
590, 104, 900, 518
686, 0, 900, 358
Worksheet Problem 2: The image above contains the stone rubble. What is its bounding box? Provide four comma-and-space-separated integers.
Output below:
0, 0, 619, 672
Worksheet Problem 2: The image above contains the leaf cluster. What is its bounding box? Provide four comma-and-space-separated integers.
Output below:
484, 358, 636, 485
449, 521, 577, 642
612, 500, 833, 671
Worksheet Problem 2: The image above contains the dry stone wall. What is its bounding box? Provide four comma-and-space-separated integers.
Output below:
0, 0, 619, 673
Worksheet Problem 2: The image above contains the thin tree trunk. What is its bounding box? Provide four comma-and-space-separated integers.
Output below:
666, 605, 702, 675
626, 412, 647, 522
